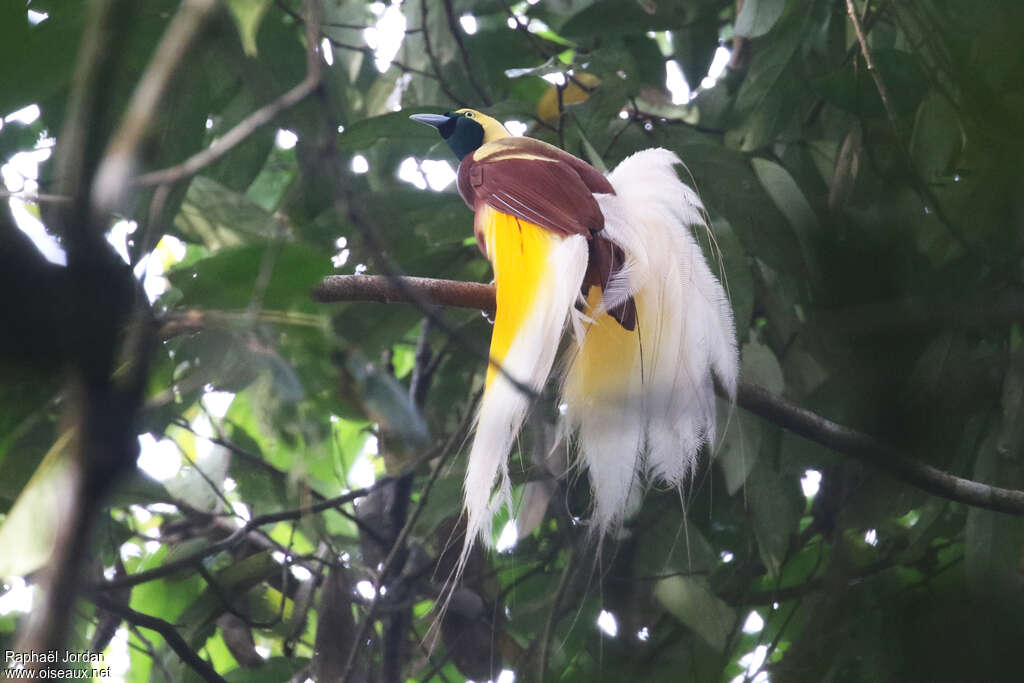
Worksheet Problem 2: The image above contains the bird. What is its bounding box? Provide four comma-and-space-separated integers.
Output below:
410, 108, 738, 575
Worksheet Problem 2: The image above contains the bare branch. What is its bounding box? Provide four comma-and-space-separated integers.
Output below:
844, 0, 972, 253
537, 548, 574, 683
313, 274, 495, 312
442, 0, 491, 105
92, 478, 398, 592
420, 0, 466, 106
312, 274, 1024, 516
339, 395, 478, 683
92, 435, 460, 594
135, 1, 324, 188
89, 595, 228, 683
92, 0, 218, 217
845, 0, 899, 134
136, 72, 321, 186
735, 381, 1024, 515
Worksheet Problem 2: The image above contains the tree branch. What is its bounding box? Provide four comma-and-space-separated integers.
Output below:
442, 0, 491, 105
89, 595, 227, 683
845, 0, 972, 254
92, 0, 218, 217
339, 395, 477, 683
420, 0, 465, 106
313, 274, 495, 313
136, 70, 321, 187
312, 273, 1024, 516
845, 0, 898, 134
537, 548, 574, 683
92, 476, 404, 592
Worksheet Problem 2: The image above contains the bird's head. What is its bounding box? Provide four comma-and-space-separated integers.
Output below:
409, 108, 509, 161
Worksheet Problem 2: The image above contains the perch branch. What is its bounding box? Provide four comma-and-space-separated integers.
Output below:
313, 274, 495, 312
312, 274, 1024, 516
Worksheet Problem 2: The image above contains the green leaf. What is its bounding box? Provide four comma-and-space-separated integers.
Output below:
654, 575, 736, 651
173, 175, 283, 251
106, 470, 176, 508
735, 3, 809, 114
0, 434, 73, 577
751, 158, 821, 283
747, 451, 802, 577
966, 345, 1024, 603
338, 110, 448, 155
345, 352, 428, 448
735, 0, 785, 38
710, 219, 754, 339
169, 243, 334, 313
575, 123, 608, 174
177, 553, 281, 644
910, 90, 963, 182
560, 0, 692, 36
811, 49, 928, 121
717, 340, 783, 493
636, 517, 718, 576
224, 657, 309, 683
226, 0, 272, 56
675, 142, 806, 277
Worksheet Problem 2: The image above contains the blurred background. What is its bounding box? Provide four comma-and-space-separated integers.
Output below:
1, 0, 1023, 681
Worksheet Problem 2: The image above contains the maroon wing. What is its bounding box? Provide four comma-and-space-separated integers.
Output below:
457, 137, 636, 329
459, 165, 600, 239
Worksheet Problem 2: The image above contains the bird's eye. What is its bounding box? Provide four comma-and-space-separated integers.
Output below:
465, 112, 474, 118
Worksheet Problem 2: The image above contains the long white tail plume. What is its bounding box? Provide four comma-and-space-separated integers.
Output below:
461, 231, 588, 559
562, 148, 738, 535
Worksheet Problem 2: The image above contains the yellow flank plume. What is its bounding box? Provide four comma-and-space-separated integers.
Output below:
480, 205, 559, 388
574, 286, 640, 399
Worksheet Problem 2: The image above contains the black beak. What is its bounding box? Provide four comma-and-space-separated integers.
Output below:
409, 113, 452, 128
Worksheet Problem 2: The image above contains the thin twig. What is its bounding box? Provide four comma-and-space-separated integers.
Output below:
734, 381, 1024, 515
136, 71, 321, 186
129, 624, 175, 683
442, 0, 491, 105
844, 0, 972, 253
91, 469, 427, 593
311, 274, 1024, 516
90, 595, 227, 683
338, 398, 476, 683
409, 317, 435, 408
138, 2, 324, 187
169, 418, 392, 547
846, 0, 898, 133
92, 0, 218, 217
537, 549, 575, 683
420, 0, 465, 106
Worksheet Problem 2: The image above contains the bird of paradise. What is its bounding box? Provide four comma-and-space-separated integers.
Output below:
411, 108, 737, 576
